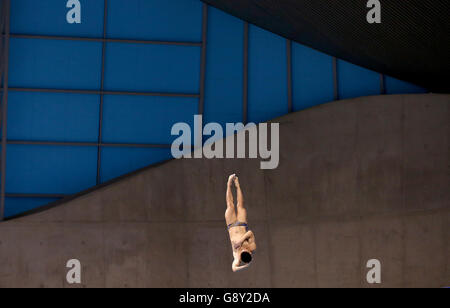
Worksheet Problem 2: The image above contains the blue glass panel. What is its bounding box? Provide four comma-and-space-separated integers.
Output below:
338, 60, 381, 99
385, 76, 427, 94
248, 26, 288, 124
107, 0, 202, 41
102, 95, 198, 144
292, 43, 334, 111
4, 198, 59, 219
11, 0, 105, 37
9, 38, 102, 90
100, 147, 172, 183
104, 42, 200, 93
204, 7, 244, 129
6, 145, 98, 194
8, 91, 100, 142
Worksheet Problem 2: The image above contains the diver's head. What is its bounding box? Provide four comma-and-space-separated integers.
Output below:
240, 250, 253, 264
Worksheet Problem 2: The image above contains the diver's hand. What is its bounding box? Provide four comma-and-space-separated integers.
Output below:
232, 258, 250, 272
232, 241, 243, 250
236, 231, 253, 247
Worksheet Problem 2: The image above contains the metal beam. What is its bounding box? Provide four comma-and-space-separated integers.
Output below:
0, 1, 5, 120
5, 193, 66, 199
380, 73, 386, 95
8, 87, 200, 98
0, 0, 5, 84
10, 34, 202, 47
198, 3, 208, 116
8, 140, 97, 147
7, 140, 171, 148
96, 0, 108, 185
332, 57, 339, 100
0, 0, 10, 221
101, 143, 170, 149
0, 1, 4, 33
243, 22, 249, 124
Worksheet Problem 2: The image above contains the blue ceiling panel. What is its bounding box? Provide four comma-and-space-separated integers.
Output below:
338, 60, 381, 100
292, 43, 334, 112
101, 95, 198, 145
248, 25, 288, 124
9, 38, 102, 90
204, 6, 244, 129
385, 76, 427, 95
100, 147, 172, 183
6, 145, 98, 195
107, 0, 202, 42
11, 0, 105, 37
104, 42, 201, 93
7, 91, 100, 143
5, 197, 59, 219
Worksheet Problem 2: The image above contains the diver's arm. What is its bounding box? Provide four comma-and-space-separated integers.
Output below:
247, 233, 256, 251
232, 258, 250, 272
236, 231, 254, 246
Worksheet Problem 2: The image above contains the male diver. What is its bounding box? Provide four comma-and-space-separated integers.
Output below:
225, 174, 257, 272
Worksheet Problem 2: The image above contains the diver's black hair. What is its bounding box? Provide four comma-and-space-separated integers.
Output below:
241, 251, 252, 264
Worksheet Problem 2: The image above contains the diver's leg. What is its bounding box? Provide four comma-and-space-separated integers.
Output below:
225, 174, 237, 225
235, 176, 248, 223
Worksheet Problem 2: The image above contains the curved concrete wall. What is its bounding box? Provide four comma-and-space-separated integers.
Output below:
0, 94, 448, 288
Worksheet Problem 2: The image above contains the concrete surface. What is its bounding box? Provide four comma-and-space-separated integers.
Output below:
0, 94, 448, 288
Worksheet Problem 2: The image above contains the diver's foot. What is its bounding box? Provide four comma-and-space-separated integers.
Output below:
228, 174, 236, 185
234, 176, 240, 187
